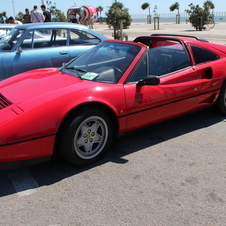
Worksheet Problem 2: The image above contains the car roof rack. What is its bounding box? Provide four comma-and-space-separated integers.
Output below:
151, 34, 209, 42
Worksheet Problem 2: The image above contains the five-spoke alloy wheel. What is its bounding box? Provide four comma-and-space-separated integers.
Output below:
58, 108, 113, 166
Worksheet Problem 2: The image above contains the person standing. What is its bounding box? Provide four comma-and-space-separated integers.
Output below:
30, 5, 44, 23
0, 13, 6, 24
41, 5, 51, 22
70, 10, 80, 24
23, 8, 31, 23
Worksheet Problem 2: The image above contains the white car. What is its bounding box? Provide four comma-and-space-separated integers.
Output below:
0, 24, 17, 39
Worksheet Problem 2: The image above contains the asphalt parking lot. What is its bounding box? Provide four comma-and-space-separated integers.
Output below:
0, 22, 226, 226
0, 108, 226, 226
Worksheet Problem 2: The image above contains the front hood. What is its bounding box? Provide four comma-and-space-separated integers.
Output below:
0, 68, 82, 104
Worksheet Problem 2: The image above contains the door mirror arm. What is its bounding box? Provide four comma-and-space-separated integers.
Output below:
16, 47, 22, 54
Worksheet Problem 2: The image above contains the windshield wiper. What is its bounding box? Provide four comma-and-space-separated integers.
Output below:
59, 63, 86, 78
65, 67, 86, 73
65, 67, 86, 79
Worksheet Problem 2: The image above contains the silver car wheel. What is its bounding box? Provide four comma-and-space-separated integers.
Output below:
74, 116, 108, 159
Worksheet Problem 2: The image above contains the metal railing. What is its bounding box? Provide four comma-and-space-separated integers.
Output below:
130, 12, 226, 23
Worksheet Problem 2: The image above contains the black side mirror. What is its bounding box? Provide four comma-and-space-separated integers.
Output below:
136, 75, 160, 87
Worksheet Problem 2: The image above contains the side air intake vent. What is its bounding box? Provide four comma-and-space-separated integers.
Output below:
0, 93, 12, 109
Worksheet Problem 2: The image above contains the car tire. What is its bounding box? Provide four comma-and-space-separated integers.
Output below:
58, 108, 113, 166
214, 80, 226, 114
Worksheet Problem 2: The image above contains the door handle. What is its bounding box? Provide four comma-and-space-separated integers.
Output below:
59, 52, 68, 55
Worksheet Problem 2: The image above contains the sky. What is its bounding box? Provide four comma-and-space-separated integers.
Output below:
2, 0, 224, 18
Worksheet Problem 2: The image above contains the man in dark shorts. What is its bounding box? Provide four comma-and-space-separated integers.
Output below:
41, 4, 51, 22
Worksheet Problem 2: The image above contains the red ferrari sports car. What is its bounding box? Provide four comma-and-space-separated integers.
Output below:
0, 34, 226, 170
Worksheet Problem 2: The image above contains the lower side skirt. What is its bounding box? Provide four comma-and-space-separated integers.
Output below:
0, 155, 52, 170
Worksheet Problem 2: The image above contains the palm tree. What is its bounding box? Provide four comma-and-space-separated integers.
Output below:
141, 3, 151, 23
97, 6, 104, 17
97, 6, 104, 22
169, 2, 180, 23
141, 2, 150, 15
169, 2, 179, 14
203, 0, 215, 14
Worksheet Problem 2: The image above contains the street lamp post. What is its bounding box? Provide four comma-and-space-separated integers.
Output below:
12, 1, 15, 17
41, 0, 44, 5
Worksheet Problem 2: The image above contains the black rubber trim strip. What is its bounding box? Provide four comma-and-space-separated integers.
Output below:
0, 133, 56, 147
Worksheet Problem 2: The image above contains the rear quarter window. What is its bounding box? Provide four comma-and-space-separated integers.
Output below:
69, 29, 101, 45
190, 45, 219, 65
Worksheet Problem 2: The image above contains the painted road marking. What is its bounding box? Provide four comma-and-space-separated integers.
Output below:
7, 168, 39, 197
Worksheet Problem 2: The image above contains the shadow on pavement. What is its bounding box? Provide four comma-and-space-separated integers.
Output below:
0, 108, 225, 197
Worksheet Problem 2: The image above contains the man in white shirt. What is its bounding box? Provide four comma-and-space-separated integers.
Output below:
8, 16, 23, 24
30, 5, 45, 23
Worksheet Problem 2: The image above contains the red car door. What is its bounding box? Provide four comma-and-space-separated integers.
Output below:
124, 70, 202, 131
123, 47, 203, 132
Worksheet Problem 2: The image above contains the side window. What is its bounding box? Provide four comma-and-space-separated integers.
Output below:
50, 29, 67, 47
20, 30, 33, 49
190, 45, 219, 65
21, 29, 67, 49
149, 43, 191, 76
127, 55, 147, 83
69, 29, 101, 45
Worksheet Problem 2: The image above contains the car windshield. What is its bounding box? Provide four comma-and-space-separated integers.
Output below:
61, 42, 141, 83
0, 28, 13, 38
0, 28, 25, 51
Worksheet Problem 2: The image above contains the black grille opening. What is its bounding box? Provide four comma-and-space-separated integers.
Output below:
0, 93, 13, 109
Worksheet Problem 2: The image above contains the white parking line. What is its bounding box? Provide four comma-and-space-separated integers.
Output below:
7, 168, 39, 197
